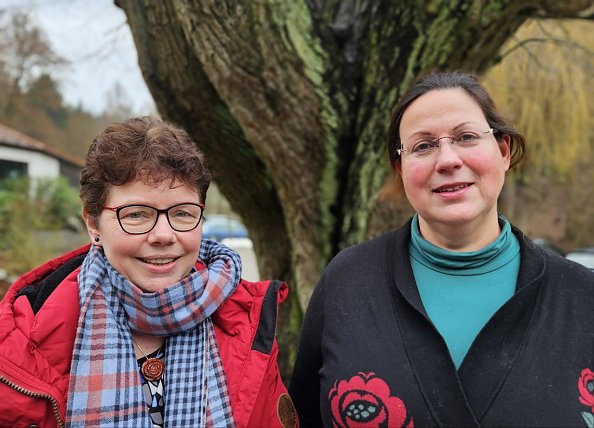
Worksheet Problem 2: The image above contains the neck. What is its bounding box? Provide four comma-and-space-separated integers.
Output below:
131, 332, 165, 359
417, 214, 501, 252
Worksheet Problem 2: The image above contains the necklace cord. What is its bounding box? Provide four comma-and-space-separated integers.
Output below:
131, 336, 165, 381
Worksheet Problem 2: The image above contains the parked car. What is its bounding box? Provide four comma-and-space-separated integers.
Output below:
202, 215, 248, 241
532, 238, 565, 257
565, 247, 594, 271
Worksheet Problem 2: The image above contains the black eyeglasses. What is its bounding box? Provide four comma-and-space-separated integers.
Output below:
103, 203, 205, 235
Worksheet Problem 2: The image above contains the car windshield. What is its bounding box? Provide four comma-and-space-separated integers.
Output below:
202, 215, 248, 240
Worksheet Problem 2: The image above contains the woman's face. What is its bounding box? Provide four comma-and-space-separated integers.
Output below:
397, 88, 511, 244
84, 179, 203, 293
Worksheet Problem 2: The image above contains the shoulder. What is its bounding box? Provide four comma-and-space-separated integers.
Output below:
2, 244, 88, 308
514, 228, 593, 293
544, 251, 594, 290
329, 230, 402, 269
213, 278, 288, 353
0, 245, 86, 350
0, 247, 84, 403
322, 225, 409, 284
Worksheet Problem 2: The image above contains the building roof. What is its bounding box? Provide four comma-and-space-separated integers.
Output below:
0, 123, 84, 168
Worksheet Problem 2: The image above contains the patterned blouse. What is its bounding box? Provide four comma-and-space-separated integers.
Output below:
136, 344, 166, 428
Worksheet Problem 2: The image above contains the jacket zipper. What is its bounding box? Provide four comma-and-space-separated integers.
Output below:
0, 374, 64, 428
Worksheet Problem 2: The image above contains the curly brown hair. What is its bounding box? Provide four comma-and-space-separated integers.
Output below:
80, 116, 211, 221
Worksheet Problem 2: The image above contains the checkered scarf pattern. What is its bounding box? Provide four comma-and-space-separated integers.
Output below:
66, 239, 241, 427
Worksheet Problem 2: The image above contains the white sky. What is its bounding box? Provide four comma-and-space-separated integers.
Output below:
0, 0, 155, 115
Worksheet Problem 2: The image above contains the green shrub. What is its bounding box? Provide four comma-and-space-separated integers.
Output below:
0, 176, 83, 277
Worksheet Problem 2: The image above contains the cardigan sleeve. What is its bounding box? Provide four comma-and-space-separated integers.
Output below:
289, 273, 326, 427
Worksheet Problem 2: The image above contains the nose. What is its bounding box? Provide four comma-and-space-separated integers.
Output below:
147, 212, 176, 244
435, 136, 456, 146
434, 139, 463, 172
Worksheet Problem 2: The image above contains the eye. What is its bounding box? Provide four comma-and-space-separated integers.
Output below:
170, 205, 201, 219
456, 132, 480, 144
171, 209, 193, 218
119, 206, 153, 221
411, 139, 438, 154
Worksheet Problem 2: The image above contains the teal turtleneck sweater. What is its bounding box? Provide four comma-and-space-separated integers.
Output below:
409, 214, 520, 369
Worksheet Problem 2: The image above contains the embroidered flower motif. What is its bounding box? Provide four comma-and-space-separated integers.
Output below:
578, 368, 594, 428
329, 372, 413, 428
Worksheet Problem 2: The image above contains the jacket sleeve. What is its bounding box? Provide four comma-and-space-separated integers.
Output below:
289, 274, 325, 427
248, 338, 298, 428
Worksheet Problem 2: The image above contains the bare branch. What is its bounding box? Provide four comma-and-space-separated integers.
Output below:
500, 35, 594, 61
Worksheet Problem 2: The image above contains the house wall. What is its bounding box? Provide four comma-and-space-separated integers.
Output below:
0, 145, 60, 179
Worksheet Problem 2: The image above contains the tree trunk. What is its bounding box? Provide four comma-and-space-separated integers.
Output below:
116, 0, 593, 378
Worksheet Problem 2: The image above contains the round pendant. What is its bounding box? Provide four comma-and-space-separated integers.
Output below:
141, 357, 165, 381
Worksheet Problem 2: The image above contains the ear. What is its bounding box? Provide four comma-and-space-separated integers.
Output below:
395, 160, 403, 177
82, 209, 101, 245
499, 134, 512, 172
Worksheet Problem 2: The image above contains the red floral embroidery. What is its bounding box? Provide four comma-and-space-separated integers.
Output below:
578, 368, 594, 411
329, 372, 413, 428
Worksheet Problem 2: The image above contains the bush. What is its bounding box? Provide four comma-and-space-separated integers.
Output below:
0, 176, 83, 277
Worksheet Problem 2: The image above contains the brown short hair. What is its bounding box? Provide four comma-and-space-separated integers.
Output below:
80, 116, 211, 220
386, 71, 526, 169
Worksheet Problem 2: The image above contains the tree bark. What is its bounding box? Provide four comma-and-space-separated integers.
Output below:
116, 0, 593, 378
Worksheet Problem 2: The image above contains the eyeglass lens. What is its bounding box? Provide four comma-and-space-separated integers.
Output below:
117, 204, 203, 234
399, 129, 493, 158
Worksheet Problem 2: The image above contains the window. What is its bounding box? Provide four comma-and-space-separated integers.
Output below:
0, 160, 27, 181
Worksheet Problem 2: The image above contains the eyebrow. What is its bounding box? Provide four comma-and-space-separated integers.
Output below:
407, 121, 479, 139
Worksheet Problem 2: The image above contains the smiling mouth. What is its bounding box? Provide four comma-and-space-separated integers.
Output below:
434, 183, 471, 193
139, 257, 178, 265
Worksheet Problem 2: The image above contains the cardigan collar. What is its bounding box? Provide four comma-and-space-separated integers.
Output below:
384, 217, 546, 426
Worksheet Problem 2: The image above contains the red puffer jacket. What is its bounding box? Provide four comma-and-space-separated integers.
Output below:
0, 244, 297, 428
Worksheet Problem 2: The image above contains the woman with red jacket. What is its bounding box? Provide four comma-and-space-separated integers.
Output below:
0, 117, 297, 428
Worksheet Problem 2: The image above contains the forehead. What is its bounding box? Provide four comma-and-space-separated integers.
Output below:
106, 179, 200, 205
400, 88, 487, 136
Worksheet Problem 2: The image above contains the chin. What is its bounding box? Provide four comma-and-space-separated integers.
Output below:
449, 207, 496, 225
426, 208, 482, 226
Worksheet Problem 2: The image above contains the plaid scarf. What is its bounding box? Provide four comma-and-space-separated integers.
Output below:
66, 239, 241, 427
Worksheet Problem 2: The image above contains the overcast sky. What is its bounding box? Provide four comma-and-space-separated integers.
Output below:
1, 0, 155, 115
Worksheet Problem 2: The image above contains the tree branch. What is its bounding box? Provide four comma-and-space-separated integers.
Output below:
500, 35, 594, 62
